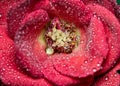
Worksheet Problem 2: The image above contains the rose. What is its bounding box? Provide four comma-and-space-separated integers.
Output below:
0, 0, 120, 86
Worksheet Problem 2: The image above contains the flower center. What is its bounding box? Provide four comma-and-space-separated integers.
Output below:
45, 18, 80, 55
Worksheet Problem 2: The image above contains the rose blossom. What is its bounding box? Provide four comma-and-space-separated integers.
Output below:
0, 0, 120, 86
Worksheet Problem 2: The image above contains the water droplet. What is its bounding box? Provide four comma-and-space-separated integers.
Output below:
93, 68, 97, 72
80, 40, 84, 44
84, 60, 88, 64
17, 76, 20, 79
0, 13, 2, 18
97, 63, 101, 67
26, 68, 30, 72
104, 76, 109, 81
90, 58, 93, 61
111, 45, 114, 48
2, 68, 5, 71
114, 74, 117, 77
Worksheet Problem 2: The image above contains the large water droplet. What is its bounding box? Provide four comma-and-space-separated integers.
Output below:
104, 76, 109, 81
92, 68, 97, 72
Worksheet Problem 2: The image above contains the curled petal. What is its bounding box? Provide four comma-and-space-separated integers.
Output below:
7, 0, 38, 39
0, 0, 19, 25
41, 60, 84, 86
88, 4, 120, 75
33, 0, 57, 18
50, 0, 92, 26
15, 9, 49, 78
0, 26, 51, 86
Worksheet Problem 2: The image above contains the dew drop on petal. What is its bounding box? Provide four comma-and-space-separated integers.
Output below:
84, 60, 88, 64
111, 45, 114, 49
104, 76, 109, 81
0, 13, 2, 18
17, 76, 20, 79
114, 74, 117, 77
80, 40, 84, 44
2, 68, 5, 71
26, 68, 30, 72
86, 72, 90, 75
97, 63, 101, 67
93, 68, 97, 72
90, 58, 93, 61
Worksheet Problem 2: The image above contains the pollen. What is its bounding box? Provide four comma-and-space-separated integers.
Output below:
45, 18, 80, 55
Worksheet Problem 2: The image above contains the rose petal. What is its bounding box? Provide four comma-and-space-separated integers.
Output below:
33, 0, 57, 18
15, 9, 49, 78
34, 0, 50, 11
7, 0, 38, 39
109, 0, 120, 21
86, 16, 108, 57
82, 0, 114, 13
50, 0, 92, 26
0, 26, 51, 86
0, 0, 20, 25
88, 4, 120, 75
93, 60, 120, 86
41, 60, 83, 86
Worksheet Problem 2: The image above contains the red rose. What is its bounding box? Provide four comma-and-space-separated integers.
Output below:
0, 0, 120, 86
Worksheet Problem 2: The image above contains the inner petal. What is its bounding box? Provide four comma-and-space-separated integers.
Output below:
44, 18, 80, 55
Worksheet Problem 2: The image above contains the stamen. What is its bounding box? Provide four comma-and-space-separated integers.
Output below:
45, 18, 80, 55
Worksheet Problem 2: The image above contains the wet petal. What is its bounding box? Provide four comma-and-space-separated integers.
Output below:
86, 16, 108, 57
41, 60, 83, 86
15, 9, 49, 78
0, 0, 20, 25
93, 61, 120, 86
82, 0, 114, 13
88, 4, 120, 75
0, 26, 51, 86
50, 0, 92, 26
7, 0, 38, 39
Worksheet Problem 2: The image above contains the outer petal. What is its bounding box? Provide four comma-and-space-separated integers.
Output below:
33, 0, 57, 18
41, 60, 85, 86
109, 0, 120, 21
93, 60, 120, 86
0, 0, 21, 25
88, 4, 120, 75
50, 0, 92, 27
82, 0, 114, 13
0, 26, 51, 86
7, 0, 38, 39
52, 17, 108, 78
